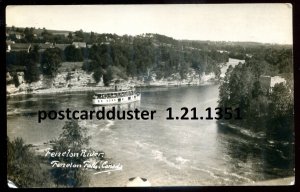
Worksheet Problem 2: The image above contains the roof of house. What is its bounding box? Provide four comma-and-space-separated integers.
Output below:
72, 42, 86, 48
10, 43, 55, 52
10, 43, 31, 51
36, 43, 53, 49
55, 44, 71, 51
52, 32, 69, 35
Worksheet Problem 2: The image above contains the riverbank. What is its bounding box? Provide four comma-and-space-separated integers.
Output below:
7, 58, 245, 98
7, 59, 221, 97
7, 80, 217, 97
218, 121, 266, 139
7, 86, 110, 97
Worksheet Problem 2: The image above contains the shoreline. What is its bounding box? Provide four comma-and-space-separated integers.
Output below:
7, 81, 217, 97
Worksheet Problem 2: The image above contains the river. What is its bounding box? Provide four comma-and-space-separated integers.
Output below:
6, 58, 294, 186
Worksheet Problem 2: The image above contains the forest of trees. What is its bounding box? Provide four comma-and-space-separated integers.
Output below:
49, 120, 91, 187
7, 29, 231, 86
81, 34, 229, 83
7, 137, 52, 187
218, 47, 293, 141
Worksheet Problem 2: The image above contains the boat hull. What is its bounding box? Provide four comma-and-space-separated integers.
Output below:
92, 94, 141, 105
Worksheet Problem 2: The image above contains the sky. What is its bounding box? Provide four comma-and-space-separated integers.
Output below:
6, 4, 293, 44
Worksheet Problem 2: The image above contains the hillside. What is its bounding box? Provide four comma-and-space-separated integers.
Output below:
6, 26, 292, 96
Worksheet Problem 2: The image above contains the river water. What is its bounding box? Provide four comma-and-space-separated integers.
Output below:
7, 59, 294, 186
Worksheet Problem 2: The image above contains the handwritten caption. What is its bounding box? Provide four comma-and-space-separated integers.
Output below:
45, 149, 123, 174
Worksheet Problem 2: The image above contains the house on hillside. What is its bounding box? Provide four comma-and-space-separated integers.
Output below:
100, 42, 110, 45
87, 44, 94, 48
217, 50, 229, 54
6, 40, 15, 52
9, 32, 24, 40
10, 43, 31, 53
259, 75, 286, 94
72, 42, 86, 48
55, 44, 71, 51
52, 32, 70, 37
36, 43, 54, 52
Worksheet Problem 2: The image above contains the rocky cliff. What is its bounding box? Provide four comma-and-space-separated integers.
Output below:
7, 62, 216, 96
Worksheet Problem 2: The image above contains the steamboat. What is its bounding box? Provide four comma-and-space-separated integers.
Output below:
92, 87, 141, 105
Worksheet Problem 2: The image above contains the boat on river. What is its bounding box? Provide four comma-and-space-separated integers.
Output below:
92, 88, 141, 105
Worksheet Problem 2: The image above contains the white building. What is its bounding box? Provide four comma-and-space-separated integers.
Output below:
72, 42, 86, 48
260, 75, 286, 93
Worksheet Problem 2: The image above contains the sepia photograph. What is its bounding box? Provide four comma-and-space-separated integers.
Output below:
5, 4, 294, 188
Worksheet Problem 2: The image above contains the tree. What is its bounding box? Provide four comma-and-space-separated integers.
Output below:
89, 31, 96, 43
93, 68, 103, 83
103, 67, 113, 86
127, 61, 137, 77
179, 62, 189, 79
24, 27, 35, 42
66, 71, 72, 81
75, 29, 84, 39
101, 52, 113, 68
7, 137, 51, 187
64, 45, 83, 62
24, 45, 40, 83
218, 65, 234, 107
267, 83, 294, 140
11, 72, 20, 87
41, 48, 62, 77
50, 120, 91, 187
269, 83, 293, 118
215, 67, 221, 81
41, 29, 53, 42
68, 32, 73, 41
